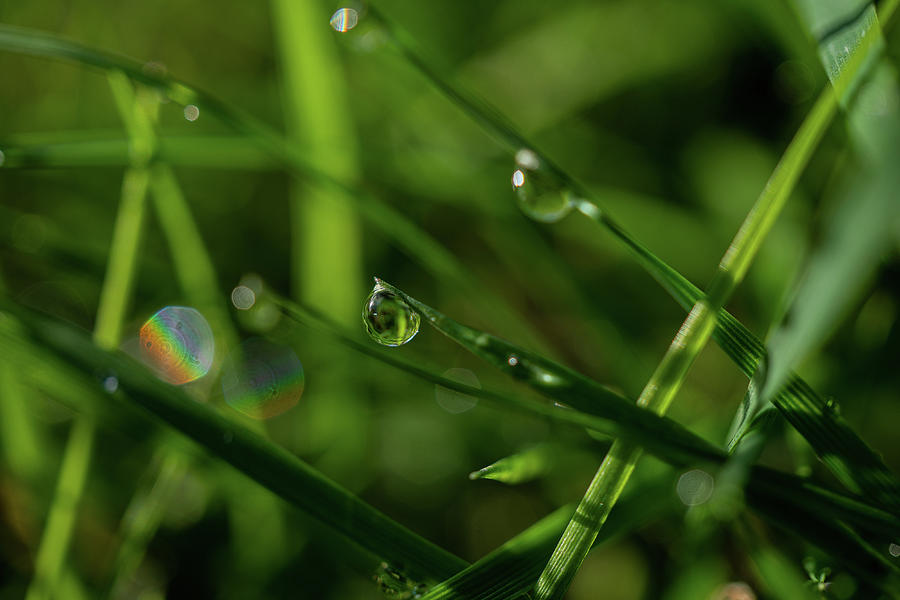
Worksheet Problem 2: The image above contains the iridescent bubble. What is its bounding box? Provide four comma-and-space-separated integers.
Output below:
435, 368, 480, 414
510, 148, 574, 223
363, 284, 420, 346
221, 338, 304, 419
183, 104, 200, 122
676, 469, 715, 506
139, 306, 214, 385
330, 7, 359, 32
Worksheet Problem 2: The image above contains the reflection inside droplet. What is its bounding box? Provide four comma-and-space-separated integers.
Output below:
363, 284, 420, 347
435, 368, 480, 414
330, 7, 359, 32
139, 306, 214, 385
676, 469, 715, 506
231, 285, 256, 310
222, 338, 304, 419
183, 104, 200, 122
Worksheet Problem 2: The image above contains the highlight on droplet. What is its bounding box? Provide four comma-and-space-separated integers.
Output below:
139, 306, 214, 385
330, 7, 359, 32
221, 338, 304, 419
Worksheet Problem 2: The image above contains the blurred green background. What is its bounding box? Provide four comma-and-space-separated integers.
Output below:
1, 0, 899, 598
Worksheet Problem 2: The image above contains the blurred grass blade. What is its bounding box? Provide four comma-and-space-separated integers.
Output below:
0, 23, 548, 351
366, 1, 900, 508
469, 444, 561, 485
420, 507, 571, 600
0, 303, 468, 584
349, 282, 723, 466
726, 0, 900, 510
281, 284, 900, 541
25, 71, 154, 600
421, 474, 677, 600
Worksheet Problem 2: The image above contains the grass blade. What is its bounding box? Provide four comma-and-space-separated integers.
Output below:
25, 71, 154, 600
469, 443, 561, 485
0, 302, 468, 584
366, 1, 900, 509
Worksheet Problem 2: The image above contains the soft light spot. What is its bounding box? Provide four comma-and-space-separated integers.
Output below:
330, 7, 359, 32
231, 285, 256, 310
435, 368, 480, 414
676, 469, 714, 506
511, 169, 525, 188
712, 582, 756, 600
507, 355, 519, 367
103, 376, 119, 393
222, 338, 304, 419
183, 104, 200, 122
890, 543, 900, 557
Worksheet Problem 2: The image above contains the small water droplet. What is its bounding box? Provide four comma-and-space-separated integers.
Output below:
507, 355, 519, 367
231, 285, 256, 310
183, 104, 200, 122
510, 148, 574, 223
330, 7, 359, 32
824, 397, 841, 415
890, 542, 900, 557
363, 285, 420, 347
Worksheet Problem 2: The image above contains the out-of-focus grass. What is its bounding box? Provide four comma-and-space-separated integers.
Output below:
1, 0, 899, 598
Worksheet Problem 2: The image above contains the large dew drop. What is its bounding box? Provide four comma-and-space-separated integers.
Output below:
510, 148, 574, 223
140, 306, 214, 385
363, 285, 420, 347
222, 338, 304, 420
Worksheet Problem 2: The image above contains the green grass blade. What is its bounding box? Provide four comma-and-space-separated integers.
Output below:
25, 71, 154, 600
469, 443, 561, 485
273, 290, 723, 466
0, 303, 468, 584
360, 281, 723, 466
723, 0, 900, 511
366, 1, 900, 509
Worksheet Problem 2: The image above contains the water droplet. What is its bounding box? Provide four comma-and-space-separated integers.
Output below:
142, 61, 168, 79
676, 469, 715, 506
103, 376, 119, 394
139, 306, 214, 385
890, 543, 900, 557
824, 397, 841, 415
510, 148, 574, 223
0, 149, 5, 167
363, 285, 420, 346
221, 338, 304, 419
231, 285, 256, 310
330, 7, 359, 32
435, 368, 480, 414
507, 355, 519, 367
183, 104, 200, 122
